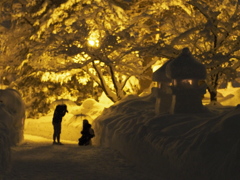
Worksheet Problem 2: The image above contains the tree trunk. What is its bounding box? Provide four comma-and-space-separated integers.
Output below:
138, 56, 153, 94
208, 88, 217, 102
207, 72, 220, 103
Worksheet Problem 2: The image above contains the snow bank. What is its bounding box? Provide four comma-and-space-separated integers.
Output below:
25, 113, 82, 143
0, 103, 13, 176
93, 94, 240, 180
25, 98, 106, 143
0, 89, 25, 176
0, 89, 25, 145
218, 87, 240, 106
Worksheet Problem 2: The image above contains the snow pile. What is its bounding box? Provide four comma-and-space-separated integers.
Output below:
22, 87, 240, 179
0, 89, 25, 145
0, 103, 12, 176
93, 94, 240, 180
69, 98, 106, 122
25, 98, 107, 142
0, 88, 25, 176
218, 87, 240, 106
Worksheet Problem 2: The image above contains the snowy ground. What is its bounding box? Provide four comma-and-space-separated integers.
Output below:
4, 135, 160, 180
3, 87, 240, 180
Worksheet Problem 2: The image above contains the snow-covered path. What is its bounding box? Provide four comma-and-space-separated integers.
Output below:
4, 135, 160, 180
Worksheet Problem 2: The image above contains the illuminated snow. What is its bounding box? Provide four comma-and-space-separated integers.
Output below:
2, 87, 240, 179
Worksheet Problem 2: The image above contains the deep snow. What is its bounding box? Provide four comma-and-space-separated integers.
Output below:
2, 86, 240, 180
93, 89, 240, 180
0, 89, 25, 177
95, 96, 240, 180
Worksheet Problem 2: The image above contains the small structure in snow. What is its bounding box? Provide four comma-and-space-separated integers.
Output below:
153, 48, 207, 114
152, 60, 173, 114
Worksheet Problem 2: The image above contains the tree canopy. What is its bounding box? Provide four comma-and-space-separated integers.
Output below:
0, 0, 239, 116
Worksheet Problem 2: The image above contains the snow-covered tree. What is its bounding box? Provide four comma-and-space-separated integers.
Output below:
26, 0, 168, 102
128, 0, 240, 102
190, 0, 240, 102
1, 0, 239, 109
155, 0, 240, 102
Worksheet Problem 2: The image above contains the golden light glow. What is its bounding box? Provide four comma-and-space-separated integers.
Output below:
123, 76, 140, 94
41, 71, 72, 83
88, 30, 100, 47
182, 79, 193, 85
88, 40, 98, 46
41, 70, 90, 86
152, 58, 169, 72
173, 79, 193, 86
72, 53, 91, 63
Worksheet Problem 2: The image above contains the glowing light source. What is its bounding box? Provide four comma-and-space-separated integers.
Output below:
88, 40, 98, 47
182, 79, 193, 85
88, 31, 100, 47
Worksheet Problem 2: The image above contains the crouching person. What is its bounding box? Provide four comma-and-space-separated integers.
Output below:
78, 119, 95, 146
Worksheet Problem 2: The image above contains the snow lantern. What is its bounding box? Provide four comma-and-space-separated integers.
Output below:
166, 47, 207, 114
152, 60, 173, 115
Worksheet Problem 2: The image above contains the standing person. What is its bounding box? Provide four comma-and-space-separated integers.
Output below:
78, 119, 95, 146
52, 104, 68, 145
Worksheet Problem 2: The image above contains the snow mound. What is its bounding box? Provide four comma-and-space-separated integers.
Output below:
0, 103, 12, 175
94, 94, 240, 180
25, 98, 107, 143
69, 98, 106, 122
0, 89, 25, 145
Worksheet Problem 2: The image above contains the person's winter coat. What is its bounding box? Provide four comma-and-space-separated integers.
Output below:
78, 120, 95, 146
52, 104, 68, 123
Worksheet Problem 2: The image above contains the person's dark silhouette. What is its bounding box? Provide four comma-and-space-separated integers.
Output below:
78, 119, 95, 146
52, 104, 68, 145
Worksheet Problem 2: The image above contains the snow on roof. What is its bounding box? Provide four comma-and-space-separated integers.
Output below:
93, 93, 240, 179
152, 60, 172, 82
166, 47, 206, 79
